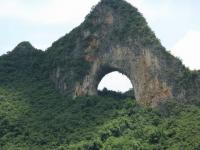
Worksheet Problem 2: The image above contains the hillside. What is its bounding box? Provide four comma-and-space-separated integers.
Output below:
0, 77, 200, 149
0, 0, 200, 149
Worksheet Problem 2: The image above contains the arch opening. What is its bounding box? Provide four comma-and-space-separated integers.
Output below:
97, 71, 133, 93
97, 71, 135, 99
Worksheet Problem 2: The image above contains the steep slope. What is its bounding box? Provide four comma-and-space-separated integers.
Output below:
44, 0, 200, 106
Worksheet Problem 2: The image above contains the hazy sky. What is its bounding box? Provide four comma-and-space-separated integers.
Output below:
0, 0, 200, 91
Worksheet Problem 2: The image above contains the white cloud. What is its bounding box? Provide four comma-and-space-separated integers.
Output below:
171, 30, 200, 70
0, 0, 173, 25
127, 0, 173, 22
0, 0, 99, 24
0, 1, 19, 16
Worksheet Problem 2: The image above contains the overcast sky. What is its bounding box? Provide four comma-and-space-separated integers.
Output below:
0, 0, 200, 91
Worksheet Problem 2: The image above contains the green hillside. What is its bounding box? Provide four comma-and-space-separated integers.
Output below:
0, 46, 200, 149
0, 77, 200, 149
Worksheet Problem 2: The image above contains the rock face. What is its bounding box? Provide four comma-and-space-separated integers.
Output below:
74, 46, 173, 106
45, 0, 200, 106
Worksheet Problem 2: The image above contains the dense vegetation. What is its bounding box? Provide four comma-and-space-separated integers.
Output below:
0, 0, 200, 149
0, 48, 199, 149
98, 88, 135, 100
0, 80, 200, 149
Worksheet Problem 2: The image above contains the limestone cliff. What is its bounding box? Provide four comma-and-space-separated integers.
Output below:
8, 0, 199, 106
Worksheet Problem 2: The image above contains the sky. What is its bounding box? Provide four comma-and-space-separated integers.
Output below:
98, 71, 133, 92
0, 0, 200, 92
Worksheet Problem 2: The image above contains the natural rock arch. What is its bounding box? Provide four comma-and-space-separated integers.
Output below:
48, 0, 200, 106
74, 46, 173, 106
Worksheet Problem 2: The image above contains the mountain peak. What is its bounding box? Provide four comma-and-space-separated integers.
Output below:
98, 0, 136, 11
100, 0, 127, 5
12, 41, 36, 54
15, 41, 34, 50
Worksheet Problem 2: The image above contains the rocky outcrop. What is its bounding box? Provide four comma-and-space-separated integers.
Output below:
73, 44, 173, 106
46, 0, 200, 106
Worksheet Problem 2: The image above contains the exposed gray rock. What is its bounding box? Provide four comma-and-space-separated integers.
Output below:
47, 0, 200, 106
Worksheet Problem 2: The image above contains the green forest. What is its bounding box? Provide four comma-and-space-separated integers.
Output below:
0, 47, 199, 149
0, 77, 200, 149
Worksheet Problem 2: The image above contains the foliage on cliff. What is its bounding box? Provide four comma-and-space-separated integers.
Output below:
0, 45, 199, 149
0, 0, 200, 149
0, 42, 199, 150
